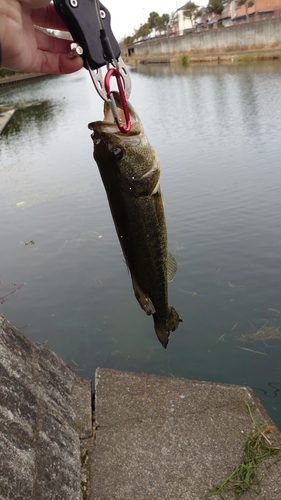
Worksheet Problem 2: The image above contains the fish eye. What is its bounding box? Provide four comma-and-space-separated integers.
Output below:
111, 146, 124, 161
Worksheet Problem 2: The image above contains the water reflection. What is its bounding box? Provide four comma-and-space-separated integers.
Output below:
1, 100, 54, 140
133, 59, 281, 79
1, 64, 281, 429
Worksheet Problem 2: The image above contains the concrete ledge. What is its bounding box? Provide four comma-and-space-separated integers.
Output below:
92, 368, 281, 500
0, 109, 15, 133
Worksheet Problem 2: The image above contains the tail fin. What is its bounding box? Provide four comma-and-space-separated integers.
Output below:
154, 306, 182, 349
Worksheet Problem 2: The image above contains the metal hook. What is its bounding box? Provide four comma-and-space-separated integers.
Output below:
87, 56, 131, 103
104, 68, 131, 134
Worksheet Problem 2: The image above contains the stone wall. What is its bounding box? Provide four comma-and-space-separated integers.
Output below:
132, 18, 281, 56
0, 313, 92, 500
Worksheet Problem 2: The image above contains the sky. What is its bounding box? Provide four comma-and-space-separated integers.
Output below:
104, 0, 186, 41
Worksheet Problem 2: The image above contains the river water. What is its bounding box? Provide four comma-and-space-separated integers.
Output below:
1, 62, 281, 428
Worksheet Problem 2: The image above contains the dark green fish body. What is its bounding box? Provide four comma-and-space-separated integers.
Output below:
89, 94, 181, 348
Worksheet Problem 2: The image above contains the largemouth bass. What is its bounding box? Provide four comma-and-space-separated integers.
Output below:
88, 93, 182, 348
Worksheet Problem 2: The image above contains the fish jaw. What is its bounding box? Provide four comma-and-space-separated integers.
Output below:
154, 306, 183, 348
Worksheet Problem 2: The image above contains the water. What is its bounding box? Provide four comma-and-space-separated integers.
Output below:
1, 62, 281, 428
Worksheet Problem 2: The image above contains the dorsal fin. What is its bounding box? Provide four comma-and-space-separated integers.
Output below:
167, 252, 178, 282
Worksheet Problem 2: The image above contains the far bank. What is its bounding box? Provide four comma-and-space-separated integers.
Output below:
0, 71, 50, 87
124, 46, 281, 67
124, 17, 281, 66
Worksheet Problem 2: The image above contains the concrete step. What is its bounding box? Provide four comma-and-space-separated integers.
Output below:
91, 368, 281, 500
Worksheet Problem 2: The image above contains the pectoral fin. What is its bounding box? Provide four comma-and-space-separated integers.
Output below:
153, 189, 165, 224
131, 275, 156, 315
167, 252, 178, 282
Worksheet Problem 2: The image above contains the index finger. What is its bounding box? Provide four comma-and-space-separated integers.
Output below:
31, 3, 70, 32
21, 0, 51, 6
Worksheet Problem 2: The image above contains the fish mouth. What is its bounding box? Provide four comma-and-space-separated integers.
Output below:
104, 91, 138, 126
89, 92, 142, 137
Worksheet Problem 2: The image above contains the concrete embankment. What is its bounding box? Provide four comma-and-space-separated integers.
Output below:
126, 46, 281, 66
126, 17, 281, 65
0, 72, 50, 87
1, 312, 281, 499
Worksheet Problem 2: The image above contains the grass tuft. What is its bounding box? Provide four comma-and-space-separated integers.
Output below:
181, 55, 189, 67
202, 401, 281, 499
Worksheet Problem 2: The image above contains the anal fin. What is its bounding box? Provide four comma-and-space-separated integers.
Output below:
131, 275, 155, 315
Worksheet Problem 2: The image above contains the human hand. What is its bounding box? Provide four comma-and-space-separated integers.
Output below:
0, 0, 84, 74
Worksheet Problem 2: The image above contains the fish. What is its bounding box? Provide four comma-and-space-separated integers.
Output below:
88, 92, 182, 348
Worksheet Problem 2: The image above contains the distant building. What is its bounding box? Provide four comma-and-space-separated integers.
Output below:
235, 0, 281, 23
220, 0, 237, 26
172, 5, 195, 35
194, 7, 219, 30
196, 0, 281, 27
208, 0, 281, 25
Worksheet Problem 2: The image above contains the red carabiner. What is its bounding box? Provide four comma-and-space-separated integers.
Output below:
104, 68, 131, 134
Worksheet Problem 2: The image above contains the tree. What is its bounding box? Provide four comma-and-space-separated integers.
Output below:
135, 23, 151, 39
237, 0, 254, 22
194, 9, 203, 19
206, 0, 224, 15
148, 11, 160, 30
157, 14, 170, 34
183, 1, 199, 27
124, 35, 135, 45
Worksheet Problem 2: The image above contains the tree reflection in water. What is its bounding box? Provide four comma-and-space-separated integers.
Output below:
1, 100, 54, 140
